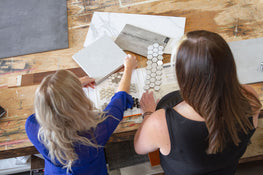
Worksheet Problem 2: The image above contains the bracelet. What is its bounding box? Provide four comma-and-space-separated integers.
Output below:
142, 112, 153, 119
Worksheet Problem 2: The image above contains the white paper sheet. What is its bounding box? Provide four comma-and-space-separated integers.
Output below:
84, 12, 186, 54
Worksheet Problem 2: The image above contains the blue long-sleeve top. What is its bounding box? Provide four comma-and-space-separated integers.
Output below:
25, 91, 133, 175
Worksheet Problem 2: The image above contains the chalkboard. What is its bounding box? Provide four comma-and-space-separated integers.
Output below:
0, 0, 68, 59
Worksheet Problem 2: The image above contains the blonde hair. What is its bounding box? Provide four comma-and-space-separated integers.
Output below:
34, 70, 106, 172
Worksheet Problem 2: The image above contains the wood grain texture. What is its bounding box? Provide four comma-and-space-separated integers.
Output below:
0, 146, 39, 160
0, 0, 263, 162
148, 150, 160, 166
8, 67, 87, 88
115, 24, 170, 57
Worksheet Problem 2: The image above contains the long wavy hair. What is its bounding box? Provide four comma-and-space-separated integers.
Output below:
175, 30, 261, 154
34, 70, 106, 172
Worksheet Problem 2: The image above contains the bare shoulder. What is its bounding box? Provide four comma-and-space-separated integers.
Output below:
148, 109, 171, 154
147, 109, 166, 126
142, 109, 167, 140
134, 108, 168, 154
148, 109, 169, 137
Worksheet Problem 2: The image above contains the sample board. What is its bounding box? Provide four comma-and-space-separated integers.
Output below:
0, 0, 68, 59
84, 12, 185, 54
83, 63, 179, 117
229, 37, 263, 84
8, 67, 86, 88
115, 24, 170, 57
73, 35, 126, 84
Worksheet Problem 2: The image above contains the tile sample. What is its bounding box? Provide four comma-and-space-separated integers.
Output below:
72, 35, 126, 84
0, 0, 68, 58
229, 37, 263, 84
115, 24, 170, 57
144, 43, 164, 91
84, 12, 185, 54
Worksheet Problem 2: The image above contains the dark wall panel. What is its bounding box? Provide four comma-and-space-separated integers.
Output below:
0, 0, 68, 59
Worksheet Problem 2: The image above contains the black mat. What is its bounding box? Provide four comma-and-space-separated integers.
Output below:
105, 140, 149, 170
0, 0, 68, 59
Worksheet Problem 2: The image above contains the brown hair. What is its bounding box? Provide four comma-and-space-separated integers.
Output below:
175, 30, 261, 154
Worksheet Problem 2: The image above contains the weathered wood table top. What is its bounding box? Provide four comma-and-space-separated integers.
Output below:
0, 0, 263, 161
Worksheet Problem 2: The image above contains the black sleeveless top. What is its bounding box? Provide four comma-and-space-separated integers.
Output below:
156, 91, 256, 175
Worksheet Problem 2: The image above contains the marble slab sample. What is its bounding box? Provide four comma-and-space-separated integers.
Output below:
115, 24, 169, 57
72, 35, 126, 84
84, 12, 186, 54
0, 0, 68, 59
229, 37, 263, 84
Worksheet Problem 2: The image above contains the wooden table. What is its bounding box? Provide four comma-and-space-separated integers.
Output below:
0, 0, 263, 164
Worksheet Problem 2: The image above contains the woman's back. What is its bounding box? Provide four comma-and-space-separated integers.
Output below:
26, 114, 107, 175
158, 92, 255, 175
26, 55, 138, 174
153, 90, 256, 175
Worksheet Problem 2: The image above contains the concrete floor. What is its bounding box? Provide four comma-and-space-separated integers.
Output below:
8, 158, 263, 175
109, 160, 263, 175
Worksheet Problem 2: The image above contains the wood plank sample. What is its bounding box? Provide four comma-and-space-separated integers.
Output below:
115, 24, 170, 57
148, 150, 161, 166
8, 67, 86, 88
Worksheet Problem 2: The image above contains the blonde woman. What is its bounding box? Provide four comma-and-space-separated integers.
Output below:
134, 31, 261, 175
26, 55, 137, 174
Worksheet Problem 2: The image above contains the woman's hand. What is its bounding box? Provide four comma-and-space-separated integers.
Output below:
117, 54, 137, 92
80, 76, 95, 88
140, 90, 157, 114
124, 54, 138, 71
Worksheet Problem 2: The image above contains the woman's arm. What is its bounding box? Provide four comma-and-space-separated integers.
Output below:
117, 54, 137, 92
134, 109, 168, 155
95, 55, 137, 145
134, 91, 168, 155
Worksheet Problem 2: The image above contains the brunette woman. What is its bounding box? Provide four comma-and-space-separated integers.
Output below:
134, 31, 261, 175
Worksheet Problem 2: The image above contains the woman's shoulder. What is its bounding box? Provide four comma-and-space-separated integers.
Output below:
139, 109, 166, 134
145, 109, 171, 153
25, 114, 39, 134
26, 114, 37, 125
146, 109, 166, 128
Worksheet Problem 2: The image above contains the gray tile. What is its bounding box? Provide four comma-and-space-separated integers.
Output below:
0, 0, 68, 58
